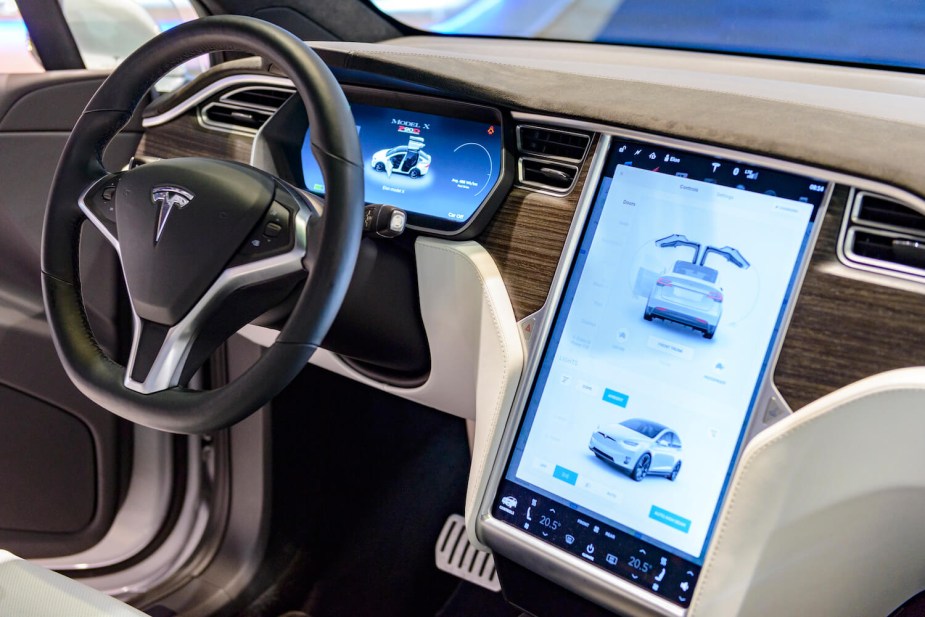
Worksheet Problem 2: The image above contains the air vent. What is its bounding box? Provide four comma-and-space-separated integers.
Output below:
221, 87, 293, 110
518, 157, 578, 194
201, 104, 273, 131
852, 191, 925, 234
516, 125, 590, 162
198, 85, 294, 135
842, 190, 925, 279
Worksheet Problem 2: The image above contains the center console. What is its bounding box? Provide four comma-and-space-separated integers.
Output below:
476, 131, 831, 616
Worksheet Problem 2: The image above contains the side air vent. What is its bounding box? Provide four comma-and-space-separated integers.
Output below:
222, 87, 293, 110
517, 125, 590, 162
199, 85, 294, 135
842, 190, 925, 279
201, 104, 273, 131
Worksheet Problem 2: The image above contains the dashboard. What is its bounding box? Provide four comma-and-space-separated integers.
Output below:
137, 37, 925, 617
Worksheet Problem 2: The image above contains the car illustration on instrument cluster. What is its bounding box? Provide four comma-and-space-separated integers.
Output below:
643, 234, 749, 339
371, 135, 432, 178
589, 418, 683, 482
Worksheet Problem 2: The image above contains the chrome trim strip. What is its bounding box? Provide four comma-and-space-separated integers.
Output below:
123, 197, 312, 394
142, 75, 294, 128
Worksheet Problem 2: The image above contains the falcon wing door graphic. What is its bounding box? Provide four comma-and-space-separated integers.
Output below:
644, 235, 749, 339
371, 136, 431, 178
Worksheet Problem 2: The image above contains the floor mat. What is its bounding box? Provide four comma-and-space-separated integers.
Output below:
247, 365, 471, 617
436, 582, 522, 617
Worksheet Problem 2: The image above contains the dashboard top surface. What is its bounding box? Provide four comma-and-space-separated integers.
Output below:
310, 38, 925, 203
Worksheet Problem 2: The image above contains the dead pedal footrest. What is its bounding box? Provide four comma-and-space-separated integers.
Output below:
435, 514, 501, 592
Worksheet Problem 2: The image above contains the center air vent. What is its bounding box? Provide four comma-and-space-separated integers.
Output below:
199, 85, 294, 135
516, 125, 590, 162
515, 124, 591, 194
842, 190, 925, 279
519, 157, 578, 193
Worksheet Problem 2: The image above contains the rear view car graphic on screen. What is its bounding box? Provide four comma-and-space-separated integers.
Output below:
642, 234, 750, 339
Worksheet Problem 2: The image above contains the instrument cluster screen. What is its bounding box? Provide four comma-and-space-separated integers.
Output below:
301, 102, 503, 232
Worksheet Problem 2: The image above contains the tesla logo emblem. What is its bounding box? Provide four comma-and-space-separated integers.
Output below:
152, 186, 194, 244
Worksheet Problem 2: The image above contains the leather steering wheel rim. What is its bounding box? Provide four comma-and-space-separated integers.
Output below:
41, 16, 363, 433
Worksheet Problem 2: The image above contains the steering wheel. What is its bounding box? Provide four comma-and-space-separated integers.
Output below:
41, 16, 363, 434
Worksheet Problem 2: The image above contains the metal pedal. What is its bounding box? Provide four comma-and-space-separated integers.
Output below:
435, 514, 501, 592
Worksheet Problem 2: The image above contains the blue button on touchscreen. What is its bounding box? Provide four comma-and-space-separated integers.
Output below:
301, 103, 502, 226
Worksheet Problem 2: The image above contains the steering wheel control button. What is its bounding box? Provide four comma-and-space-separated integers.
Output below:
263, 221, 282, 237
234, 200, 296, 265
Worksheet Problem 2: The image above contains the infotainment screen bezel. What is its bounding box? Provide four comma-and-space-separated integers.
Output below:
474, 126, 834, 617
259, 84, 514, 239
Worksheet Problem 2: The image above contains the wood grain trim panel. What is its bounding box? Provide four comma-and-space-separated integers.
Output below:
137, 114, 253, 162
775, 185, 925, 410
479, 135, 600, 320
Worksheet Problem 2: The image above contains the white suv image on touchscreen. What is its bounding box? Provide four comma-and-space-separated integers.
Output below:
589, 419, 683, 482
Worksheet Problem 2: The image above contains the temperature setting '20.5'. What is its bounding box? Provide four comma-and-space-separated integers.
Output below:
494, 481, 700, 607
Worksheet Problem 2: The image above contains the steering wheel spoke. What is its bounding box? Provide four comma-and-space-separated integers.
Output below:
78, 172, 124, 250
124, 314, 193, 393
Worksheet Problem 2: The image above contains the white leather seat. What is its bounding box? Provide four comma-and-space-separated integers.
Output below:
0, 550, 145, 616
690, 367, 925, 616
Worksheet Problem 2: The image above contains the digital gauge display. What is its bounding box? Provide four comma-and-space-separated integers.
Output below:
300, 99, 505, 233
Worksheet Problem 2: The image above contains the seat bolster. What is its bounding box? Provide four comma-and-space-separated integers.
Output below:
690, 367, 925, 617
0, 550, 147, 616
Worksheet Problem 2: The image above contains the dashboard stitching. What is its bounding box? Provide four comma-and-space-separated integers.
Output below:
691, 383, 925, 611
343, 49, 925, 130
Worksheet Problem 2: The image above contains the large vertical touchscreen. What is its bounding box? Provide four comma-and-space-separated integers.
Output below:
492, 139, 826, 607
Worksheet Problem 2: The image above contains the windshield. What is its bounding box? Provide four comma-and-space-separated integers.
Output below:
619, 419, 665, 438
371, 0, 923, 71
